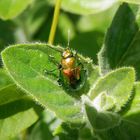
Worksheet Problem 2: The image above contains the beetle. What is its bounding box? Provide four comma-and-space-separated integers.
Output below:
45, 48, 87, 91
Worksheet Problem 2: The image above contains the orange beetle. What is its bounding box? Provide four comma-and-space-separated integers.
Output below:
58, 48, 86, 90
45, 48, 87, 91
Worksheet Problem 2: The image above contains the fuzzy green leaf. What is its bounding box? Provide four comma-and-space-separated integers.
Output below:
98, 3, 140, 75
1, 43, 99, 124
96, 88, 140, 140
85, 101, 120, 131
89, 67, 135, 112
0, 0, 33, 20
49, 0, 116, 15
86, 90, 140, 138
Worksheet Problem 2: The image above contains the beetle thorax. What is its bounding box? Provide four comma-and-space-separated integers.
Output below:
61, 57, 76, 69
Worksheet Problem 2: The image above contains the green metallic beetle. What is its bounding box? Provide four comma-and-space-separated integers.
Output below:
45, 48, 87, 91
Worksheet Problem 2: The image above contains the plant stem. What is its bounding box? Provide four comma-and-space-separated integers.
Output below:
48, 0, 62, 44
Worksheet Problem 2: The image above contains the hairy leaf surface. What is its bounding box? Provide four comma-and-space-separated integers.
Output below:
89, 68, 135, 112
1, 43, 99, 124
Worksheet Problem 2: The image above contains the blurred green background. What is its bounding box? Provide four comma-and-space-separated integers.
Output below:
0, 0, 119, 66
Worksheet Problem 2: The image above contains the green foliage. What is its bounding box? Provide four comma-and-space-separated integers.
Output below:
0, 69, 41, 139
89, 67, 135, 112
84, 83, 140, 139
98, 3, 140, 76
0, 0, 140, 140
85, 100, 120, 131
1, 43, 81, 124
1, 43, 100, 125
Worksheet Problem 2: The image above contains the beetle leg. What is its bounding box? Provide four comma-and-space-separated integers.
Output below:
57, 78, 62, 85
48, 55, 59, 66
58, 64, 62, 70
77, 62, 84, 68
44, 69, 59, 79
44, 69, 57, 74
57, 70, 63, 86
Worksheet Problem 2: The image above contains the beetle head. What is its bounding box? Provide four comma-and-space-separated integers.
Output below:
62, 48, 73, 59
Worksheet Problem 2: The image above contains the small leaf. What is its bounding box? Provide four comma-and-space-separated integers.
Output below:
92, 83, 140, 139
48, 0, 116, 15
0, 0, 33, 20
1, 43, 99, 124
93, 92, 115, 111
85, 100, 120, 131
89, 67, 135, 112
98, 3, 140, 75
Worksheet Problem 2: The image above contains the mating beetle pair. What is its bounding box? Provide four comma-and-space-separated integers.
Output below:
45, 48, 87, 91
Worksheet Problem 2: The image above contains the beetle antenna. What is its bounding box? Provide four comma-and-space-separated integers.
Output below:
67, 29, 70, 47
